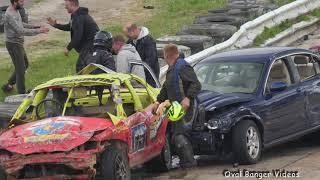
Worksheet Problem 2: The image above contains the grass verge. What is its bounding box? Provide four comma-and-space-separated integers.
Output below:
272, 0, 295, 6
0, 36, 4, 47
253, 9, 320, 46
0, 51, 77, 102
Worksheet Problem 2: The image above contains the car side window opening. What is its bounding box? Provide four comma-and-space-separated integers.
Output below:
267, 59, 292, 90
62, 85, 119, 118
131, 79, 145, 89
33, 85, 122, 120
130, 79, 153, 108
291, 55, 317, 81
13, 75, 157, 124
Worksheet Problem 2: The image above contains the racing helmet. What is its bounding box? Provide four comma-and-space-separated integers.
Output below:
166, 101, 186, 122
94, 31, 113, 51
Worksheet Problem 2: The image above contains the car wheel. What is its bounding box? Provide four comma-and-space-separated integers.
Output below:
4, 94, 28, 103
100, 145, 131, 180
177, 23, 237, 37
176, 24, 237, 44
157, 43, 191, 59
145, 135, 172, 172
232, 120, 262, 165
194, 16, 244, 28
208, 8, 229, 14
157, 35, 213, 54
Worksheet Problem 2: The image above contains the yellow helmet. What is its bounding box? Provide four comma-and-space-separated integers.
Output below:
166, 101, 186, 122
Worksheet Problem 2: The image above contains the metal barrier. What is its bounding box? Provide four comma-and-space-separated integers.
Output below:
159, 0, 320, 82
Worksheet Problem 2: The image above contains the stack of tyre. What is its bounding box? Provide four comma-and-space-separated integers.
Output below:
0, 6, 8, 33
157, 0, 274, 66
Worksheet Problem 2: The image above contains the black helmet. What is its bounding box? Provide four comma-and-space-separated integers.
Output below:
94, 31, 113, 50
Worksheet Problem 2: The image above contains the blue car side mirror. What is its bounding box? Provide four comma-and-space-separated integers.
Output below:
270, 82, 288, 92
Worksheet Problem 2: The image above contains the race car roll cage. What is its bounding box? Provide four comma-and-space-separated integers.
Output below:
9, 63, 160, 126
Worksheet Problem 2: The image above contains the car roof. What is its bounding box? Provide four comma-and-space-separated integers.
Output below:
199, 47, 313, 64
34, 73, 138, 90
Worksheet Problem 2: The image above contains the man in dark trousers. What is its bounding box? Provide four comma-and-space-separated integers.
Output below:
124, 23, 159, 87
47, 0, 99, 72
153, 44, 201, 168
2, 0, 49, 94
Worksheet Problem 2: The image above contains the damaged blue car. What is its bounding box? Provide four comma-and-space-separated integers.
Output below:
188, 47, 320, 164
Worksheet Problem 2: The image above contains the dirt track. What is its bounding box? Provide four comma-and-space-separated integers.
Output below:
0, 0, 151, 64
27, 0, 149, 26
0, 0, 34, 8
292, 28, 320, 49
133, 131, 320, 180
25, 0, 150, 45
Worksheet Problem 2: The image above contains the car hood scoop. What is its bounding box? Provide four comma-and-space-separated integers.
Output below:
0, 116, 113, 155
197, 90, 253, 111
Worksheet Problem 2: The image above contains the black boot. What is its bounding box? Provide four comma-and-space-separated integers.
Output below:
1, 84, 14, 93
174, 134, 197, 168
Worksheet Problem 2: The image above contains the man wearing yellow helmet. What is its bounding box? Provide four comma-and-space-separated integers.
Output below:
153, 44, 201, 168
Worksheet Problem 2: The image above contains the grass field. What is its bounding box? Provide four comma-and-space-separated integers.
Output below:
0, 36, 4, 47
272, 0, 295, 6
106, 0, 227, 38
0, 0, 227, 101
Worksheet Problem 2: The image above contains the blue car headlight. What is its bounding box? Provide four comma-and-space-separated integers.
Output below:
208, 115, 233, 130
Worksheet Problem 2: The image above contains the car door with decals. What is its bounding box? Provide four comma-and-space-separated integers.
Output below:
126, 78, 167, 167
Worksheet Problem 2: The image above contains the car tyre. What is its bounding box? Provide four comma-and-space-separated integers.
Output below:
4, 94, 28, 104
232, 120, 262, 165
100, 145, 131, 180
157, 35, 213, 54
145, 135, 172, 172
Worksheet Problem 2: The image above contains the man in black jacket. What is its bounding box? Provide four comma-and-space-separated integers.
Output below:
47, 0, 99, 72
124, 23, 159, 87
153, 44, 201, 168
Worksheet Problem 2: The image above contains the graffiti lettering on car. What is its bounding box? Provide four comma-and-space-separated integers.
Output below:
113, 124, 128, 134
24, 134, 68, 143
32, 122, 65, 136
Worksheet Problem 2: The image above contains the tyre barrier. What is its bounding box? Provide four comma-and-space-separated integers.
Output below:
159, 0, 320, 83
157, 35, 214, 54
